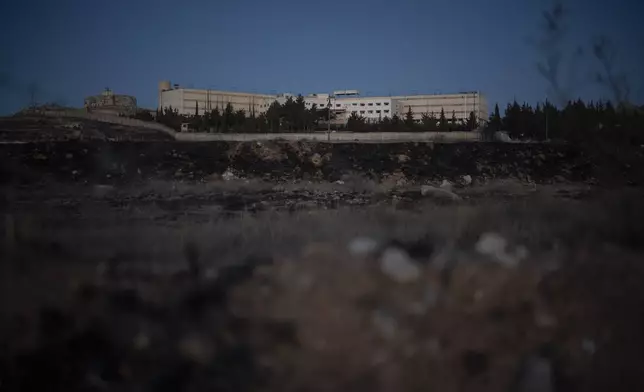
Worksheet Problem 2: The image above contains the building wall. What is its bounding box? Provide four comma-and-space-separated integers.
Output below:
334, 96, 397, 121
393, 92, 488, 123
158, 82, 489, 123
159, 88, 276, 116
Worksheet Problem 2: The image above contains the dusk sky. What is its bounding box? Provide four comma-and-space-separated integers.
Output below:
1, 0, 642, 115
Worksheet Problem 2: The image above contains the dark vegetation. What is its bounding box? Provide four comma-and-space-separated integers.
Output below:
484, 100, 644, 144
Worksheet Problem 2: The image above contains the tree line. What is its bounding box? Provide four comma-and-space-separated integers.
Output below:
136, 95, 481, 133
136, 95, 332, 133
484, 100, 644, 144
134, 94, 643, 145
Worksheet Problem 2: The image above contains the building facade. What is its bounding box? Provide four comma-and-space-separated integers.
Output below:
158, 81, 487, 124
393, 92, 487, 124
158, 81, 275, 116
85, 88, 137, 116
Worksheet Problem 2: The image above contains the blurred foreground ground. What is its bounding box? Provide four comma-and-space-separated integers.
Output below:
1, 138, 644, 391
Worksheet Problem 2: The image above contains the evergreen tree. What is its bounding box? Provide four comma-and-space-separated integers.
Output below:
438, 108, 448, 131
234, 109, 246, 131
223, 103, 235, 132
489, 104, 502, 131
347, 112, 367, 132
466, 111, 478, 130
404, 106, 416, 129
210, 108, 222, 132
266, 101, 282, 132
421, 112, 436, 131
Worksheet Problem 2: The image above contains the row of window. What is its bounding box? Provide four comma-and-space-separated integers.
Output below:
352, 110, 390, 115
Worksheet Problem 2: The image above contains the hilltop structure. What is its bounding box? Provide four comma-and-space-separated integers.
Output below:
85, 88, 137, 116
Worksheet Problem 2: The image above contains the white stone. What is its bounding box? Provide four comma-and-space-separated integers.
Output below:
475, 232, 508, 255
221, 168, 236, 181
462, 174, 473, 185
348, 236, 379, 256
380, 247, 420, 283
439, 179, 453, 191
420, 185, 460, 201
475, 232, 527, 268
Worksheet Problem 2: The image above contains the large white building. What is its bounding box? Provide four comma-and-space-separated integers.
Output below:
158, 81, 487, 124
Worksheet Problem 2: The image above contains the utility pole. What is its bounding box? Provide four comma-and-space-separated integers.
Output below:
327, 94, 331, 133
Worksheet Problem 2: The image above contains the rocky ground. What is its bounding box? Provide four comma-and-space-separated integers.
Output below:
0, 116, 174, 143
1, 138, 644, 391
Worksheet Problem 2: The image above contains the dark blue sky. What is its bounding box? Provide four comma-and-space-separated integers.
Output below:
1, 0, 642, 114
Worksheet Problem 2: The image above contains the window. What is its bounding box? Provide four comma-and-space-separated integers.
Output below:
352, 111, 357, 114
384, 110, 390, 113
360, 110, 365, 114
368, 110, 373, 114
376, 110, 381, 114
320, 104, 325, 107
368, 103, 373, 106
384, 102, 390, 106
376, 102, 381, 106
360, 103, 365, 106
336, 104, 341, 107
352, 103, 357, 106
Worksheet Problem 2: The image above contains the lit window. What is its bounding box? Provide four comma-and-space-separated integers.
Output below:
368, 103, 373, 106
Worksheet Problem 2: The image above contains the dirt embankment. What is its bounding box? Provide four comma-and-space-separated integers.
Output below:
0, 116, 174, 143
1, 140, 643, 187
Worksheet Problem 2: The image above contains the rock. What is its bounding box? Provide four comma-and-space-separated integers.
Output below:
461, 174, 472, 186
397, 154, 410, 163
475, 232, 528, 267
310, 153, 323, 168
494, 131, 512, 142
516, 356, 554, 392
348, 236, 379, 256
420, 185, 460, 201
439, 179, 453, 191
65, 153, 73, 159
380, 247, 420, 283
222, 168, 236, 181
334, 180, 345, 185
